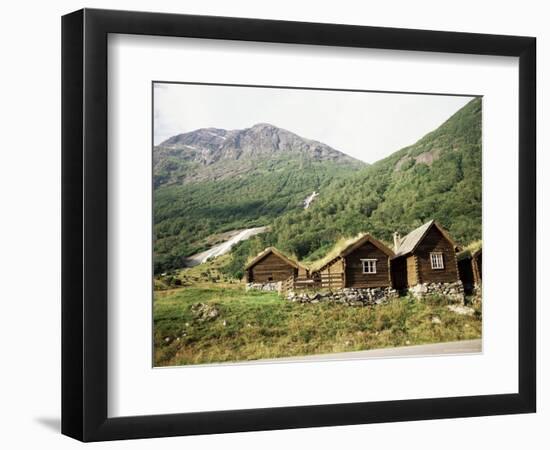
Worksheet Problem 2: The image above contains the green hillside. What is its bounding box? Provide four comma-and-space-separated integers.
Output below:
223, 98, 482, 277
154, 152, 363, 273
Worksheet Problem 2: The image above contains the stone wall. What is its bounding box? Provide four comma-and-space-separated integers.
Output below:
286, 287, 398, 306
408, 281, 465, 303
245, 282, 282, 292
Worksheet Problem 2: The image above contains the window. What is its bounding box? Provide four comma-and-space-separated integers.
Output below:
361, 259, 377, 274
430, 252, 444, 269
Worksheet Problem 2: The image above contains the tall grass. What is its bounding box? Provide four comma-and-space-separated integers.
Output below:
154, 285, 481, 366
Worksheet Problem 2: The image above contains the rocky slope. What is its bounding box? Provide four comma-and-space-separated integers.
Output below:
154, 123, 362, 186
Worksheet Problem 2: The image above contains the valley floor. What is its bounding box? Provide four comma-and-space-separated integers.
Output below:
153, 284, 482, 367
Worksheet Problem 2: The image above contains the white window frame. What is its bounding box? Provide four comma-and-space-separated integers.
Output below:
430, 252, 445, 269
361, 259, 377, 274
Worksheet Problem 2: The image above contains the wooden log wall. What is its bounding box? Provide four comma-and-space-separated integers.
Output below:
319, 258, 344, 289
344, 241, 392, 288
473, 252, 482, 284
406, 255, 418, 286
249, 253, 296, 282
415, 226, 459, 284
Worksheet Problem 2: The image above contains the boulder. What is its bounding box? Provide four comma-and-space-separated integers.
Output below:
191, 302, 220, 322
447, 304, 475, 316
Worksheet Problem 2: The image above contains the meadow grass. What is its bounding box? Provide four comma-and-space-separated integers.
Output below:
153, 285, 482, 366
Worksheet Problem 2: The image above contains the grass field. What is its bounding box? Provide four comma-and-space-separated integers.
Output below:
153, 285, 482, 366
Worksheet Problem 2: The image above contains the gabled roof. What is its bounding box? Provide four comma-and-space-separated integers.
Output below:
244, 247, 305, 271
313, 233, 394, 272
340, 234, 395, 258
393, 220, 456, 258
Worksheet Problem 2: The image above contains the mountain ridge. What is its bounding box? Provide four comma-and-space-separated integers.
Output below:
154, 123, 363, 186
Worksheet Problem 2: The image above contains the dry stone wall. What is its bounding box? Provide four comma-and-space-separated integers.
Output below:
285, 287, 398, 306
408, 281, 465, 303
245, 282, 282, 292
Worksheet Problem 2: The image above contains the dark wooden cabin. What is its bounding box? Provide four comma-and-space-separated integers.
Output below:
391, 220, 459, 290
244, 247, 307, 283
457, 246, 482, 294
314, 234, 394, 290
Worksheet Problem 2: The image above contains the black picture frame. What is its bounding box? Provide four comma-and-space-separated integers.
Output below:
61, 8, 536, 442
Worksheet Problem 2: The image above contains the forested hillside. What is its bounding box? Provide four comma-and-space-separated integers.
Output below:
223, 98, 482, 278
153, 123, 365, 272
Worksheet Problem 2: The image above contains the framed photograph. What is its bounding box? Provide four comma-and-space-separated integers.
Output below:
62, 8, 536, 441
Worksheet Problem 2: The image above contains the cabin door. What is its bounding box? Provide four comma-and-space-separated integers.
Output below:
391, 259, 407, 290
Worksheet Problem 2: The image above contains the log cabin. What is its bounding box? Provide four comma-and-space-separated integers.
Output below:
314, 234, 394, 290
244, 247, 307, 284
391, 220, 460, 290
457, 245, 482, 294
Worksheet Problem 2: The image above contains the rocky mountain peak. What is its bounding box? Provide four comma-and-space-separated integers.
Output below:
156, 124, 362, 168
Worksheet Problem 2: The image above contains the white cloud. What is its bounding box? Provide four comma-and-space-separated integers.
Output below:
154, 83, 475, 164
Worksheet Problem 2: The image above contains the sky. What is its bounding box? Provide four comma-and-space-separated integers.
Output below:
153, 83, 476, 164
